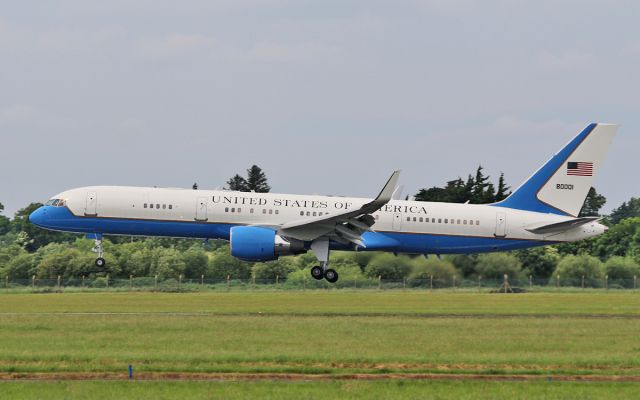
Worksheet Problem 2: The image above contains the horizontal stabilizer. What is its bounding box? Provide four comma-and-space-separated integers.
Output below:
525, 217, 600, 234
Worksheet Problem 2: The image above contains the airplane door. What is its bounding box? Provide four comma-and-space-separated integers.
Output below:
195, 197, 208, 221
85, 191, 97, 216
392, 213, 403, 231
495, 212, 506, 237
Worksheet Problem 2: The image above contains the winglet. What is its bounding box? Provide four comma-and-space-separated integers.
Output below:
359, 170, 401, 213
374, 170, 401, 204
392, 184, 404, 200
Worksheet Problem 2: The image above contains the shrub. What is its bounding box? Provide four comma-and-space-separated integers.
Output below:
474, 253, 524, 281
409, 257, 460, 287
551, 254, 604, 287
514, 247, 560, 279
182, 245, 209, 278
365, 253, 412, 280
604, 257, 640, 287
252, 258, 296, 282
207, 246, 252, 280
4, 253, 36, 279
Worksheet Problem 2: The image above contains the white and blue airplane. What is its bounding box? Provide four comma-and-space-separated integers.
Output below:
30, 123, 617, 283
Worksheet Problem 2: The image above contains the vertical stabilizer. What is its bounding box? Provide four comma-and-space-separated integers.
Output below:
493, 123, 618, 216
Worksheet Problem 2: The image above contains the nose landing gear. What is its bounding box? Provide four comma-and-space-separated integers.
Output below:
92, 235, 106, 268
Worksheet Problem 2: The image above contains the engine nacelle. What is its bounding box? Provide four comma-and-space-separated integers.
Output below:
230, 226, 306, 262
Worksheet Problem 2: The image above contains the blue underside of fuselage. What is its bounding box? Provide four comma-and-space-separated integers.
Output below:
31, 206, 554, 254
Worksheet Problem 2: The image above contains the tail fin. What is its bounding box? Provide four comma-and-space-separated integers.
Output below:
494, 123, 618, 217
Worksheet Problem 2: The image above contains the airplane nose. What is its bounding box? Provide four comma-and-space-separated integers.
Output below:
29, 207, 47, 226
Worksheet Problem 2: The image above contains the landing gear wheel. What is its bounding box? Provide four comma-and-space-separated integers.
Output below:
324, 268, 339, 283
95, 257, 106, 268
311, 266, 324, 280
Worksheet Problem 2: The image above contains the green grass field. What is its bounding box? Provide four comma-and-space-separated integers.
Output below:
0, 292, 639, 398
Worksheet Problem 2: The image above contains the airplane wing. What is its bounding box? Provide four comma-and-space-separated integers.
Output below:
278, 171, 401, 246
525, 217, 601, 235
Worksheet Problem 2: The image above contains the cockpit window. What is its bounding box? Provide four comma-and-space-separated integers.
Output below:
46, 199, 66, 207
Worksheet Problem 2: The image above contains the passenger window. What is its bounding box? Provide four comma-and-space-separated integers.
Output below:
457, 219, 460, 224
300, 211, 304, 216
419, 217, 423, 222
163, 204, 166, 209
238, 208, 242, 213
320, 212, 324, 216
406, 217, 410, 222
463, 220, 467, 225
225, 207, 229, 212
438, 218, 442, 223
306, 211, 310, 216
263, 209, 267, 214
269, 209, 273, 214
444, 219, 448, 224
144, 203, 147, 208
169, 205, 173, 210
476, 220, 480, 225
156, 204, 160, 209
231, 208, 235, 213
250, 208, 254, 213
275, 210, 279, 215
312, 212, 317, 216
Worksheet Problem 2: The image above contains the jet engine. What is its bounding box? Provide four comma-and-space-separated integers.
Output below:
230, 226, 306, 261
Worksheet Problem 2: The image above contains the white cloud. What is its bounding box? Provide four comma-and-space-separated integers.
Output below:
247, 41, 342, 63
140, 34, 217, 59
0, 104, 34, 124
537, 51, 595, 72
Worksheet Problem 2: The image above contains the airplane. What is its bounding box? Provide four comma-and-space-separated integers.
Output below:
29, 123, 617, 283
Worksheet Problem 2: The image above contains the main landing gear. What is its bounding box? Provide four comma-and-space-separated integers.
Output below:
309, 238, 339, 283
92, 236, 106, 268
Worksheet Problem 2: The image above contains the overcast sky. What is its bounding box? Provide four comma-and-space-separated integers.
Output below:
1, 0, 638, 216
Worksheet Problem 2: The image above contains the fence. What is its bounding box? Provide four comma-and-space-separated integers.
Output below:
0, 274, 638, 293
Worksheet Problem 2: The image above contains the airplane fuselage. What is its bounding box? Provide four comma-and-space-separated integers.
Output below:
31, 185, 606, 255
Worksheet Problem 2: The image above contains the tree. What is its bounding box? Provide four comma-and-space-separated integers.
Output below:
514, 247, 560, 279
414, 166, 508, 205
471, 166, 491, 203
0, 214, 9, 236
495, 173, 510, 201
246, 165, 271, 193
579, 187, 606, 217
609, 197, 640, 225
226, 174, 248, 191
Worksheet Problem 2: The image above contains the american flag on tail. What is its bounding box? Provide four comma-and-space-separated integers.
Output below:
566, 161, 593, 176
